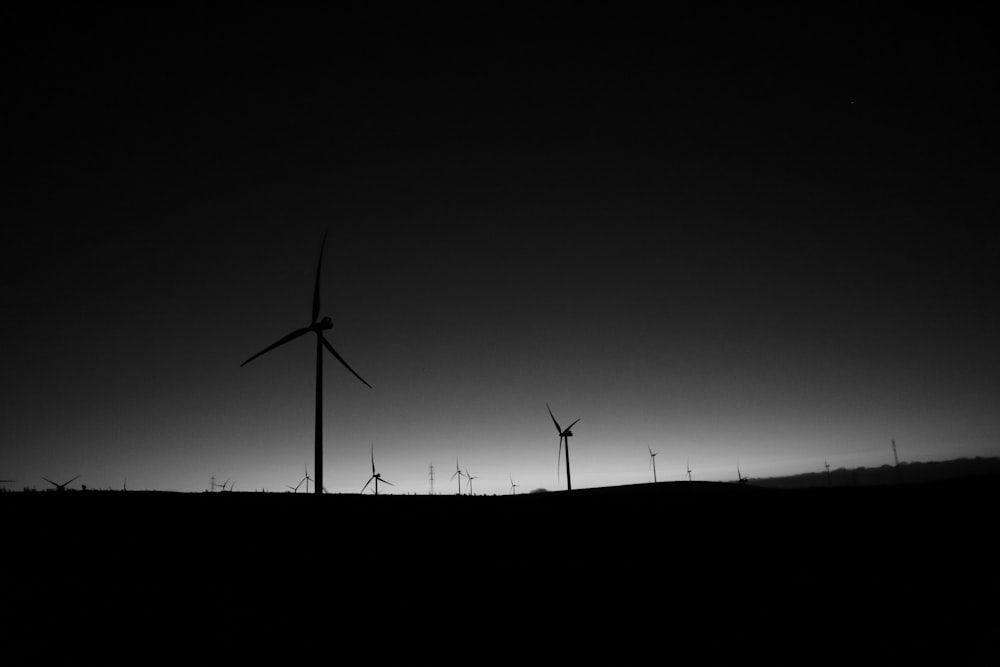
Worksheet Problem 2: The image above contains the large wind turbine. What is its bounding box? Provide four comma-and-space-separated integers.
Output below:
42, 475, 80, 492
509, 476, 518, 495
465, 469, 478, 496
450, 459, 466, 495
546, 403, 580, 491
361, 445, 394, 496
648, 446, 659, 484
241, 232, 373, 495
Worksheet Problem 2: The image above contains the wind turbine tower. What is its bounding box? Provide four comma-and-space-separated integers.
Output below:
648, 446, 659, 484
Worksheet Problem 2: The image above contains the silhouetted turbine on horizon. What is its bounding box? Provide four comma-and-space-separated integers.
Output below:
686, 461, 692, 482
450, 459, 466, 496
648, 446, 659, 484
547, 403, 580, 491
465, 468, 478, 495
509, 476, 518, 495
737, 464, 747, 485
241, 232, 373, 496
42, 475, 80, 491
361, 444, 394, 495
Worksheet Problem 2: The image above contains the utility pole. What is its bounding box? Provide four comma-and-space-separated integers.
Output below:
429, 464, 435, 496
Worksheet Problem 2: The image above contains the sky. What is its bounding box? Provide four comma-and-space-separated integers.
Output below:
4, 9, 999, 494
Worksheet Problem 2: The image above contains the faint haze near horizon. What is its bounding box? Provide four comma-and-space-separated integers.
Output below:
3, 11, 998, 494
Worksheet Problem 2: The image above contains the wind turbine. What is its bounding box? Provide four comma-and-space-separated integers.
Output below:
546, 403, 580, 491
450, 459, 466, 495
465, 469, 478, 495
509, 476, 518, 495
686, 461, 692, 482
737, 464, 748, 485
300, 465, 314, 495
361, 444, 394, 496
42, 475, 80, 492
648, 446, 659, 483
240, 232, 373, 495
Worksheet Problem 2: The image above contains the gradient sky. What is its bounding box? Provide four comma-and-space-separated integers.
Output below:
4, 9, 998, 494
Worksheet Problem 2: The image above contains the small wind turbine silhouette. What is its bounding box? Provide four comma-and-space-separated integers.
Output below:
300, 465, 314, 494
450, 459, 466, 495
42, 475, 80, 491
686, 461, 692, 482
240, 232, 373, 495
509, 476, 518, 495
361, 445, 394, 495
465, 468, 478, 495
648, 446, 659, 483
737, 464, 747, 485
546, 403, 580, 491
219, 478, 232, 492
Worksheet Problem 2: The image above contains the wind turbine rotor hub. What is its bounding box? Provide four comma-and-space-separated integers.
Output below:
313, 317, 333, 331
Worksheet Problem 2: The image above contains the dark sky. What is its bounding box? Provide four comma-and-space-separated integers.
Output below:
4, 8, 998, 493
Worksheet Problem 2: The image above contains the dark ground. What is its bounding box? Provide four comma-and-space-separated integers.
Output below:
3, 477, 998, 664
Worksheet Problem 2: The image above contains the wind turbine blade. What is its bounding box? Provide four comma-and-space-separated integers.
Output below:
312, 231, 328, 323
361, 476, 374, 494
557, 437, 563, 484
648, 445, 653, 457
64, 475, 81, 487
565, 418, 581, 432
381, 479, 395, 487
41, 476, 58, 488
371, 444, 375, 475
546, 402, 562, 434
240, 328, 311, 367
321, 336, 373, 389
450, 470, 459, 480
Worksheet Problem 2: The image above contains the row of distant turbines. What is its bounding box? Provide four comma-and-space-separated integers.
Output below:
233, 233, 907, 497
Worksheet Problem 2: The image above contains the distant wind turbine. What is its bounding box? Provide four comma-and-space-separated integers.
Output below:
361, 445, 394, 495
648, 446, 659, 484
450, 459, 466, 496
465, 469, 478, 496
686, 461, 692, 482
240, 232, 373, 496
42, 475, 80, 492
546, 403, 580, 491
737, 464, 748, 485
509, 476, 518, 495
299, 465, 314, 495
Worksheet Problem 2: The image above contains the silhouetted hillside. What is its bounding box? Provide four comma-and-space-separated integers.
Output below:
751, 456, 1000, 489
3, 475, 998, 664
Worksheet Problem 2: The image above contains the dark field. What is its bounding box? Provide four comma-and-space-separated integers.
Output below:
4, 478, 998, 664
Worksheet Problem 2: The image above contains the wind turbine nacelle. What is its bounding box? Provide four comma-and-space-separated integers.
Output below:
563, 430, 574, 437
314, 317, 333, 331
